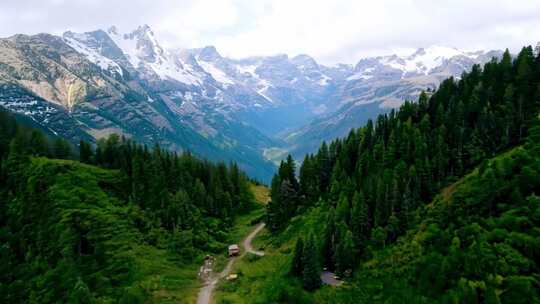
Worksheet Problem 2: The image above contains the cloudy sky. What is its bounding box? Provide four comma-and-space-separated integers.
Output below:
1, 0, 539, 64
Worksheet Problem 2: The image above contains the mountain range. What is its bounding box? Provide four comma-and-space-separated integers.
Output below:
0, 24, 502, 181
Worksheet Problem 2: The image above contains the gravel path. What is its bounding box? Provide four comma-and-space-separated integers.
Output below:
243, 223, 265, 256
196, 223, 265, 304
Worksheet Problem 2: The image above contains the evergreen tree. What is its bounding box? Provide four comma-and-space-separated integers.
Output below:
5, 131, 29, 192
53, 138, 71, 159
29, 130, 49, 156
267, 177, 279, 226
321, 208, 336, 270
317, 142, 331, 192
302, 235, 321, 291
283, 179, 299, 218
291, 237, 304, 277
334, 229, 355, 277
299, 155, 319, 204
281, 154, 299, 190
68, 278, 94, 304
79, 140, 93, 164
350, 191, 370, 247
335, 194, 350, 225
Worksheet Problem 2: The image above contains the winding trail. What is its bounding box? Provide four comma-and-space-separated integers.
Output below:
243, 223, 265, 256
196, 223, 266, 304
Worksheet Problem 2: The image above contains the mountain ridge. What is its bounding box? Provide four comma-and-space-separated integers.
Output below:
0, 24, 504, 180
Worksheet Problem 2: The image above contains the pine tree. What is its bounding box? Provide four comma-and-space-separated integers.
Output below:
350, 191, 370, 247
131, 153, 149, 208
68, 277, 94, 304
53, 138, 71, 159
335, 193, 350, 225
371, 226, 387, 249
386, 212, 400, 242
334, 229, 355, 277
29, 130, 49, 156
283, 154, 299, 190
5, 131, 29, 192
302, 235, 321, 291
317, 142, 331, 192
280, 179, 299, 221
79, 140, 93, 164
299, 154, 319, 204
267, 174, 283, 232
321, 208, 336, 270
291, 237, 304, 277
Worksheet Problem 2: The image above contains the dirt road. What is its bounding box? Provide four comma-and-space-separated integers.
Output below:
196, 223, 265, 304
243, 223, 265, 256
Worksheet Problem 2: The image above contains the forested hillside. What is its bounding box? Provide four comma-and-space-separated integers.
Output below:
0, 109, 257, 303
260, 46, 540, 302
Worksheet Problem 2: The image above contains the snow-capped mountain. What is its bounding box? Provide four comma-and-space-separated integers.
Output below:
182, 47, 345, 135
347, 46, 500, 81
282, 46, 504, 159
0, 24, 504, 178
64, 25, 208, 89
106, 25, 204, 86
63, 31, 124, 76
0, 27, 280, 181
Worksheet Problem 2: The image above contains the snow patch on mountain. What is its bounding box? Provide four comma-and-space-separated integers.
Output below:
347, 73, 373, 81
236, 64, 259, 78
150, 55, 201, 85
318, 74, 332, 86
392, 46, 464, 74
63, 34, 123, 76
198, 60, 234, 85
256, 79, 274, 103
347, 67, 375, 81
107, 27, 141, 68
348, 46, 497, 82
107, 25, 201, 85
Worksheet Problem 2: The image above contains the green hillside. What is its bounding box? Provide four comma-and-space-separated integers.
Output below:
214, 117, 540, 304
0, 157, 201, 303
245, 46, 540, 303
0, 108, 264, 303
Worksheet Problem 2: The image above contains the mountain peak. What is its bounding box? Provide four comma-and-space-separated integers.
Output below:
349, 45, 501, 82
411, 47, 426, 57
291, 54, 318, 67
134, 24, 153, 35
197, 46, 222, 61
127, 24, 156, 41
409, 45, 462, 59
107, 26, 119, 35
106, 24, 156, 41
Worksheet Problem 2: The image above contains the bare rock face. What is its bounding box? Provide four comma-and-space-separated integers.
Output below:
0, 33, 127, 111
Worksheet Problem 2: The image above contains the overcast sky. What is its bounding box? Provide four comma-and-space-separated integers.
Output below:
1, 0, 539, 64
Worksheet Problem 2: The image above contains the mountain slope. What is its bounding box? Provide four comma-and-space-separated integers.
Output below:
216, 45, 540, 304
0, 108, 261, 303
0, 28, 278, 181
217, 133, 540, 304
282, 46, 503, 158
0, 25, 504, 179
342, 136, 540, 303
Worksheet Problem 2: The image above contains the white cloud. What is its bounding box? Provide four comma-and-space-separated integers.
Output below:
0, 0, 539, 64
